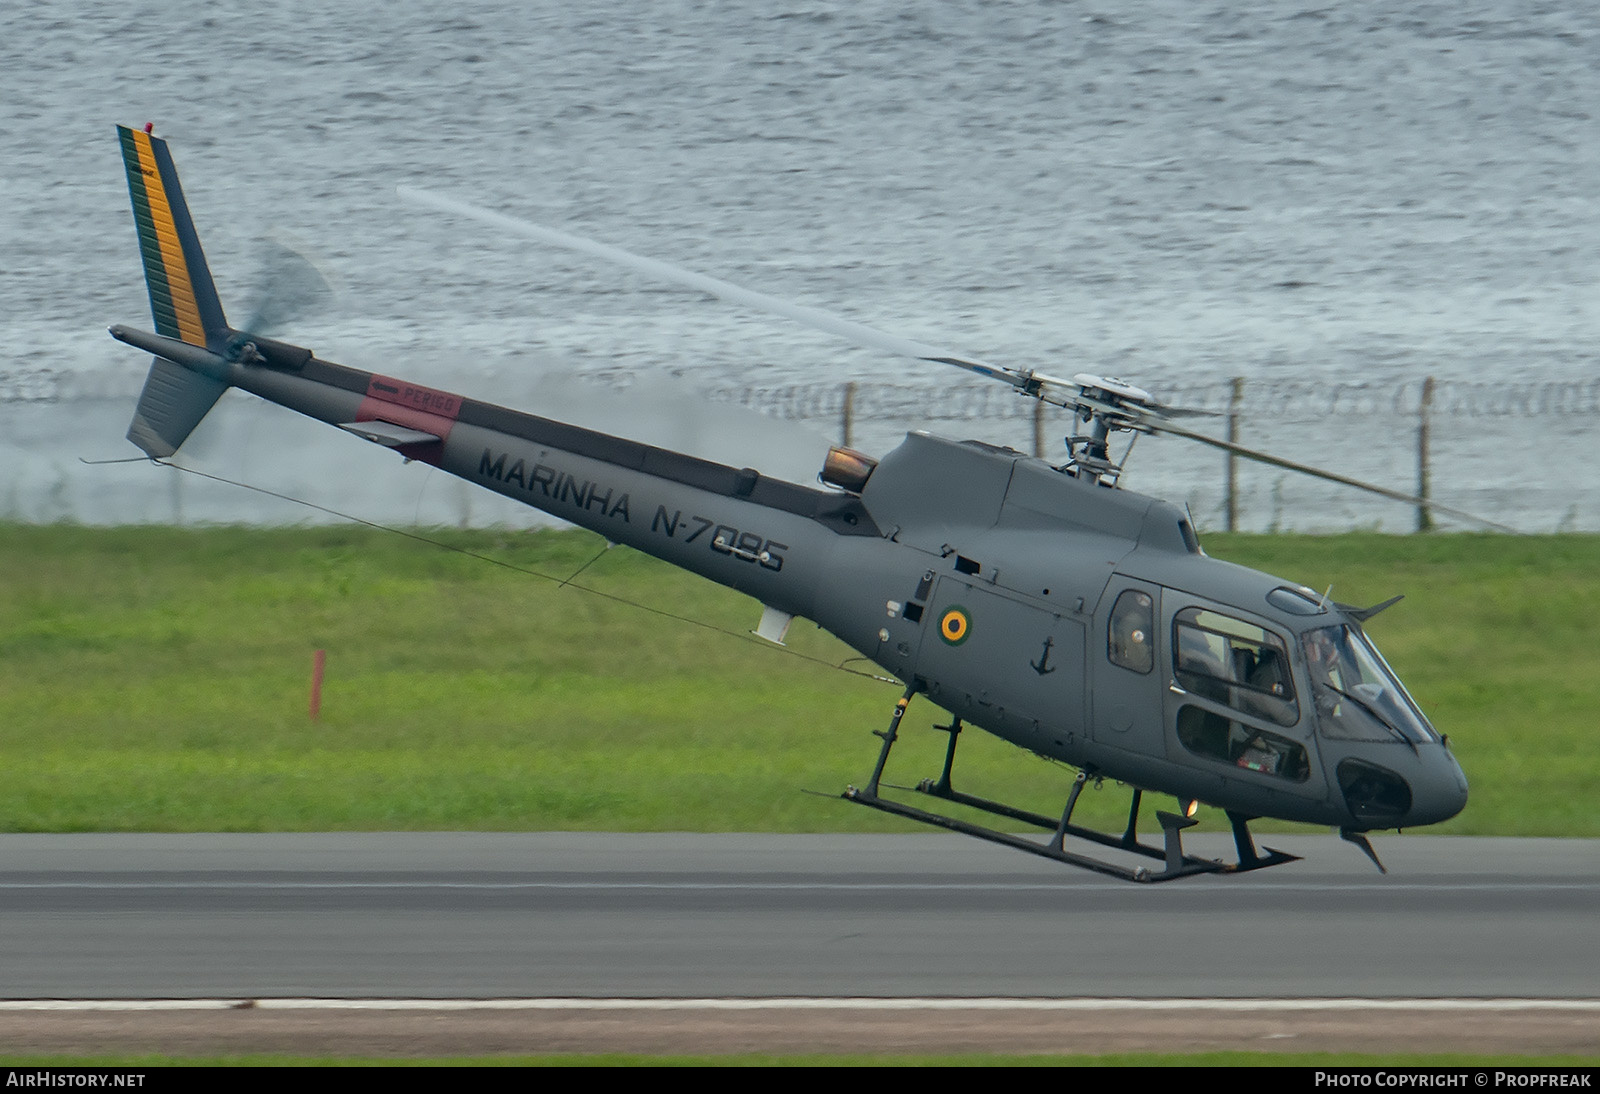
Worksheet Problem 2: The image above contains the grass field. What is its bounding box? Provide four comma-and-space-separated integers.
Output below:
1, 523, 1595, 837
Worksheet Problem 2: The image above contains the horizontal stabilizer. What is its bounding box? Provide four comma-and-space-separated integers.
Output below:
126, 356, 229, 458
338, 420, 442, 447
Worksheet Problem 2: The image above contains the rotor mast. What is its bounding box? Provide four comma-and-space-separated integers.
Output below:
1055, 374, 1158, 487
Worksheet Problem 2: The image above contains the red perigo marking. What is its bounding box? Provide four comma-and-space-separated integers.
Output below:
364, 375, 464, 418
357, 374, 462, 464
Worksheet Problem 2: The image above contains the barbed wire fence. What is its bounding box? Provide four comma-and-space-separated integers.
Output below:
8, 366, 1599, 420
695, 375, 1600, 428
701, 375, 1600, 533
4, 367, 1596, 530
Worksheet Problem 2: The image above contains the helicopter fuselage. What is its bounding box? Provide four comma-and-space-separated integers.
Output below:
107, 122, 1475, 880
111, 325, 1469, 836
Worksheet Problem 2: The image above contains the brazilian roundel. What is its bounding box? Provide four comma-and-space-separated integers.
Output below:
939, 605, 972, 646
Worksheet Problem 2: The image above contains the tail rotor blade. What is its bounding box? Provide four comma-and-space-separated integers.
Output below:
237, 240, 335, 340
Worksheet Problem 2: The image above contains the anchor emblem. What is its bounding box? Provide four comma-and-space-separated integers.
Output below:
1030, 636, 1057, 676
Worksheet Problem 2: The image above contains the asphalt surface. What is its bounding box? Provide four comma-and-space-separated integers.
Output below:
1, 832, 1595, 1001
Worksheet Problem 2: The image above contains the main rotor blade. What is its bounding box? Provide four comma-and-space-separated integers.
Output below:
397, 186, 1030, 390
1148, 418, 1517, 533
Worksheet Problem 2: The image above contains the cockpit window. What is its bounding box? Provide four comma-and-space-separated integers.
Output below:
1172, 607, 1298, 727
1108, 590, 1154, 674
1304, 625, 1436, 744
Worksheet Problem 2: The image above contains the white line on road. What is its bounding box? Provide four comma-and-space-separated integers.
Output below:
2, 998, 1598, 1012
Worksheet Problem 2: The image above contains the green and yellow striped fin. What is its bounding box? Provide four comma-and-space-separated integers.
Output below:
116, 124, 228, 349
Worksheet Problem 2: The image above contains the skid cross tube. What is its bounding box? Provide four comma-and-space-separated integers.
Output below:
841, 690, 1248, 883
841, 784, 1205, 882
906, 773, 1301, 877
905, 779, 1224, 881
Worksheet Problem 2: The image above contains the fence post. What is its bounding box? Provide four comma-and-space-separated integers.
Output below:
309, 649, 326, 721
1417, 375, 1435, 532
1033, 397, 1046, 458
1226, 377, 1243, 532
841, 381, 856, 448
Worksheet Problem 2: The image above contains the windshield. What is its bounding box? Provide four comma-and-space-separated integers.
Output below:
1303, 625, 1436, 744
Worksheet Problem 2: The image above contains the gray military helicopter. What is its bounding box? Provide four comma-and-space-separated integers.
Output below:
109, 124, 1473, 881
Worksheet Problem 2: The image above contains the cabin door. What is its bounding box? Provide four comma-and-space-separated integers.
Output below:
1089, 578, 1168, 758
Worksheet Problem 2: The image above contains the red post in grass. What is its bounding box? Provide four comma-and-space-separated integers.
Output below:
310, 649, 326, 721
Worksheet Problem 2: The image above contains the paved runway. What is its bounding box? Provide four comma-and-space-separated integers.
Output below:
1, 832, 1595, 1000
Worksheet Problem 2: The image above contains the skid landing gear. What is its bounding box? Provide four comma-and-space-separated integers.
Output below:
841, 692, 1300, 883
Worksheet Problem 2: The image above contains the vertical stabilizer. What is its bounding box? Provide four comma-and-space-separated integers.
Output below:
116, 124, 229, 350
117, 125, 231, 456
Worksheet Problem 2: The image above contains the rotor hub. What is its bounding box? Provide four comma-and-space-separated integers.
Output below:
1060, 374, 1164, 485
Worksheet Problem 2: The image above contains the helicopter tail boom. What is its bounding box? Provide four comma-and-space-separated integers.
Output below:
109, 123, 879, 606
107, 317, 883, 636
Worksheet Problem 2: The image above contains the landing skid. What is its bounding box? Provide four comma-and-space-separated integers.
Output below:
841, 689, 1300, 884
843, 782, 1219, 882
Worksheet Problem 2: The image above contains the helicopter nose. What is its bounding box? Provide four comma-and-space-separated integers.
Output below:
1404, 746, 1469, 827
